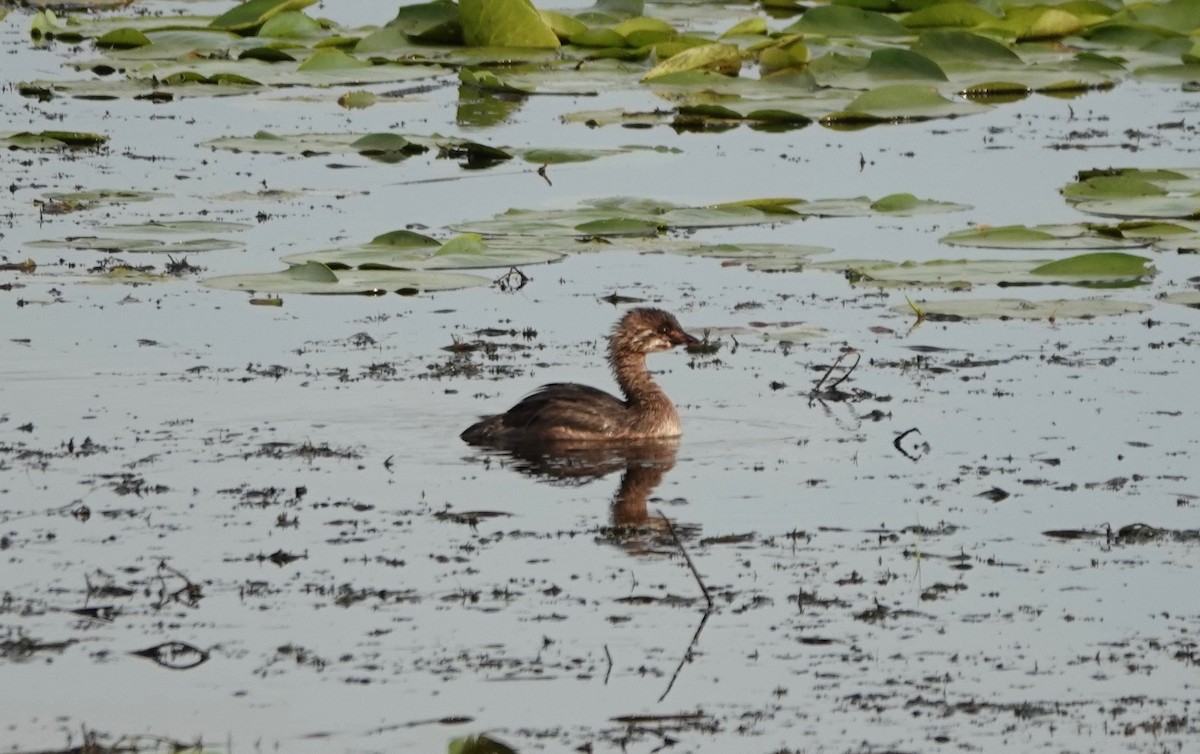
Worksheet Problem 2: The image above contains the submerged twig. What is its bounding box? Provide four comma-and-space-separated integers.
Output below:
654, 507, 715, 703
657, 508, 712, 610
152, 560, 203, 609
494, 266, 530, 293
390, 167, 537, 187
904, 295, 927, 323
657, 610, 711, 703
893, 427, 924, 462
811, 348, 860, 395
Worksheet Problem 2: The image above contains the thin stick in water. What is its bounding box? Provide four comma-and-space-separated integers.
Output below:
657, 508, 712, 611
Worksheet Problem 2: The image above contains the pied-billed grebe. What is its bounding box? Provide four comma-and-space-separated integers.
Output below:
461, 308, 698, 446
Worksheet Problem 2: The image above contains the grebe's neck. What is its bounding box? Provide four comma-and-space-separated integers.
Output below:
609, 347, 667, 406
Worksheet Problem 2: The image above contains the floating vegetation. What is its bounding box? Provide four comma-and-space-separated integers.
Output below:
19, 0, 1198, 131
0, 130, 108, 149
203, 130, 674, 166
892, 297, 1153, 321
814, 252, 1155, 289
202, 261, 490, 295
1062, 167, 1200, 220
452, 194, 969, 238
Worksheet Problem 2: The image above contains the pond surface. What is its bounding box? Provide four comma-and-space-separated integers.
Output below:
1, 1, 1198, 753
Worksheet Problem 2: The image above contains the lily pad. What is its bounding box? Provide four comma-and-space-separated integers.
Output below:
664, 242, 832, 271
95, 28, 151, 49
0, 130, 108, 149
27, 218, 252, 254
26, 236, 243, 254
258, 10, 324, 39
1029, 252, 1153, 278
460, 0, 560, 49
784, 6, 911, 38
895, 297, 1152, 320
202, 261, 489, 294
1063, 168, 1200, 219
759, 324, 830, 342
822, 84, 989, 125
279, 232, 565, 270
99, 220, 253, 234
452, 194, 970, 237
814, 252, 1154, 288
1071, 195, 1200, 220
39, 189, 162, 209
642, 43, 743, 81
388, 1, 463, 45
210, 0, 318, 32
66, 55, 448, 94
85, 266, 173, 285
200, 130, 663, 168
940, 224, 1148, 250
1161, 291, 1200, 309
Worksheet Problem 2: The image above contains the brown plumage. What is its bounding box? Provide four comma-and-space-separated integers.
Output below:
460, 308, 698, 447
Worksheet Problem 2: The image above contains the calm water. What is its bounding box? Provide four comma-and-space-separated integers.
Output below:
2, 2, 1198, 752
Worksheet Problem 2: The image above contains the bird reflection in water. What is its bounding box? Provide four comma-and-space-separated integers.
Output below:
466, 438, 697, 556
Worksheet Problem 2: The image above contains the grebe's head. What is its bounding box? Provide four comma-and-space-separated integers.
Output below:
613, 308, 698, 354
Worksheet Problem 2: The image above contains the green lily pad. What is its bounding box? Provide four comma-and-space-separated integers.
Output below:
784, 5, 911, 37
0, 130, 108, 149
258, 10, 324, 39
643, 43, 743, 81
759, 324, 830, 343
940, 224, 1148, 250
896, 297, 1152, 320
279, 232, 565, 270
456, 58, 645, 95
667, 242, 833, 271
338, 90, 379, 109
388, 1, 463, 45
85, 267, 173, 285
460, 67, 534, 94
569, 27, 628, 49
202, 261, 489, 294
1062, 168, 1200, 219
1161, 291, 1200, 309
460, 0, 560, 49
722, 17, 770, 38
614, 16, 676, 46
20, 75, 262, 101
902, 4, 1002, 30
780, 195, 971, 217
814, 252, 1154, 288
95, 28, 151, 49
522, 146, 672, 164
100, 220, 253, 234
453, 194, 970, 237
26, 236, 243, 254
1072, 195, 1200, 220
296, 48, 371, 71
1029, 252, 1153, 278
574, 218, 663, 236
71, 54, 447, 93
210, 0, 318, 32
822, 84, 988, 125
40, 189, 162, 208
349, 133, 429, 157
993, 7, 1088, 42
200, 130, 663, 168
911, 30, 1025, 66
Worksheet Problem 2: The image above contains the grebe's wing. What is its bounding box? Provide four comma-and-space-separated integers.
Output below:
499, 382, 624, 436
